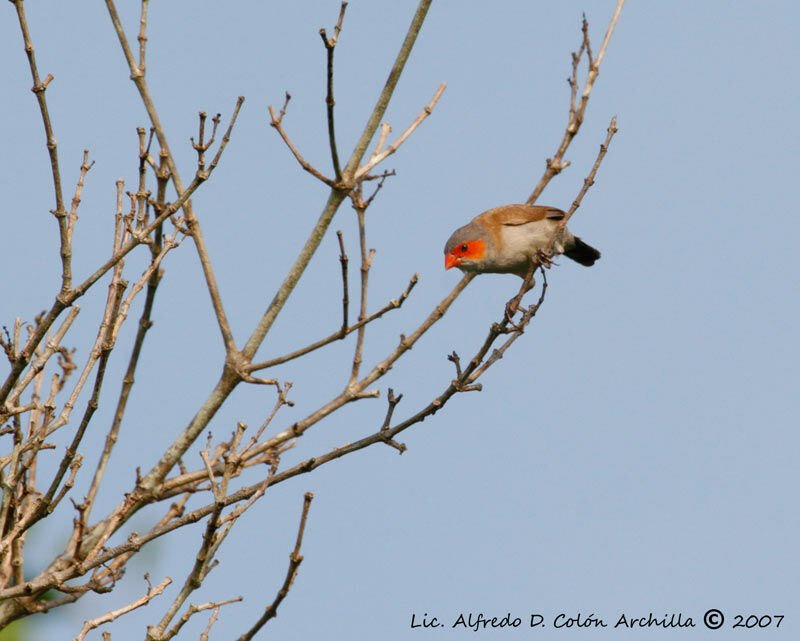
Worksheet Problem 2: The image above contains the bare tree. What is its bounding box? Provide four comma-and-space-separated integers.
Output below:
0, 0, 625, 637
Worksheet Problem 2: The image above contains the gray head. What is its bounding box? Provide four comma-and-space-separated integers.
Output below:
444, 220, 495, 271
444, 221, 489, 255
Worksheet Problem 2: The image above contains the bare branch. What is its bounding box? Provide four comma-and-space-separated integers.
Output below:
354, 82, 446, 180
468, 270, 549, 381
191, 111, 222, 174
243, 383, 294, 453
268, 94, 336, 187
379, 389, 406, 452
565, 116, 618, 223
4, 306, 80, 412
258, 272, 548, 488
0, 1, 624, 631
242, 0, 435, 361
104, 0, 241, 354
33, 288, 120, 523
85, 205, 166, 521
157, 597, 242, 641
247, 274, 418, 372
11, 0, 69, 293
68, 150, 95, 250
73, 575, 170, 641
44, 273, 128, 437
199, 99, 243, 181
0, 146, 225, 409
363, 169, 394, 206
237, 492, 313, 641
138, 0, 149, 70
320, 2, 349, 180
381, 388, 403, 431
526, 0, 625, 204
447, 352, 481, 393
150, 482, 224, 636
348, 193, 372, 384
595, 0, 625, 68
336, 230, 350, 334
259, 272, 474, 451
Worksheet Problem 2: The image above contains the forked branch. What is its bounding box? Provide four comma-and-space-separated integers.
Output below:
320, 2, 349, 180
242, 0, 435, 360
104, 0, 240, 354
354, 83, 446, 181
526, 0, 625, 204
269, 94, 336, 187
73, 575, 171, 641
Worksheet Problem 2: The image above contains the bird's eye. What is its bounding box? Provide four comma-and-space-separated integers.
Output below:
460, 244, 468, 253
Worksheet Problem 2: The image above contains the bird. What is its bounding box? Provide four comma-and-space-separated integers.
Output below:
443, 204, 600, 277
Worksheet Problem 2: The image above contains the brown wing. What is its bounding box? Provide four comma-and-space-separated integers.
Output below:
471, 204, 565, 254
474, 204, 565, 228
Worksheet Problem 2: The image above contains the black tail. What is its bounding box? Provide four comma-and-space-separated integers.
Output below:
564, 236, 601, 266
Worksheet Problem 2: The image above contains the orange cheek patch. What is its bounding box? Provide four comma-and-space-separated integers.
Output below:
445, 238, 487, 269
464, 238, 486, 260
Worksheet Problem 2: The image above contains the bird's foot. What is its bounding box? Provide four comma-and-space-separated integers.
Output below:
504, 298, 525, 332
504, 298, 519, 322
535, 248, 554, 268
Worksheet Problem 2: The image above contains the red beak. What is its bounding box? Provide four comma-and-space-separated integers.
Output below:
444, 253, 461, 270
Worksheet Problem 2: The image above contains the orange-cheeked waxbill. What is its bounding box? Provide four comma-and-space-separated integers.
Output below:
444, 204, 600, 277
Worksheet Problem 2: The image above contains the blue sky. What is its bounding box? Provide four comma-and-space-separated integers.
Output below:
2, 1, 798, 639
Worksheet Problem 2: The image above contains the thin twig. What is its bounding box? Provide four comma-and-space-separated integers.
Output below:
157, 597, 242, 641
0, 2, 624, 622
246, 274, 418, 372
85, 212, 165, 521
73, 575, 171, 641
268, 94, 336, 187
0, 148, 220, 410
151, 489, 223, 636
4, 307, 80, 411
159, 440, 291, 499
336, 231, 349, 334
11, 0, 69, 293
565, 116, 618, 222
320, 2, 348, 180
243, 383, 294, 452
259, 272, 474, 451
237, 492, 313, 641
261, 272, 549, 487
379, 389, 406, 452
381, 388, 403, 431
105, 0, 241, 354
68, 150, 95, 250
354, 82, 446, 180
191, 111, 221, 174
348, 192, 371, 384
33, 279, 124, 523
526, 0, 625, 204
243, 0, 435, 362
43, 272, 129, 437
138, 0, 149, 70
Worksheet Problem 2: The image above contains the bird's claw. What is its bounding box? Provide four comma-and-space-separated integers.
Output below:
504, 299, 525, 331
535, 248, 554, 268
504, 299, 518, 322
